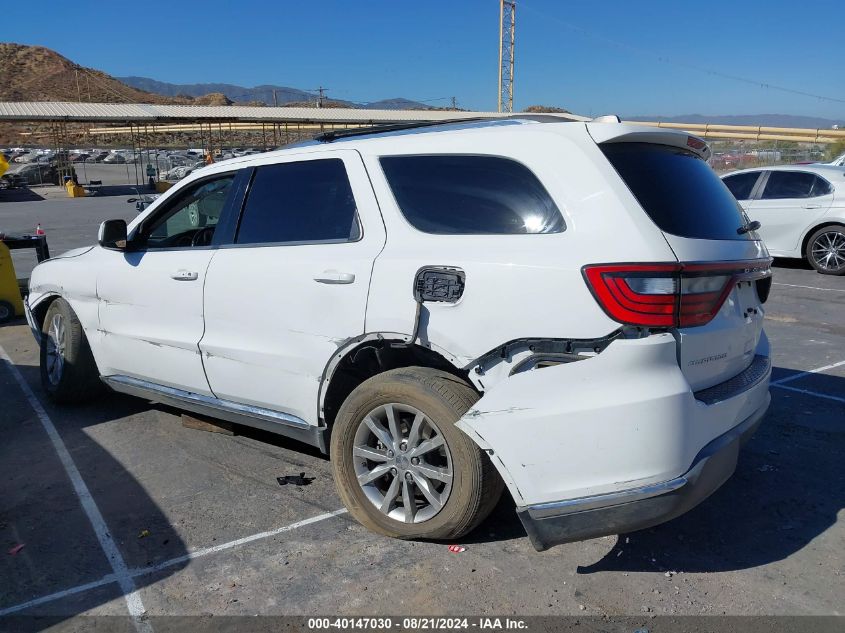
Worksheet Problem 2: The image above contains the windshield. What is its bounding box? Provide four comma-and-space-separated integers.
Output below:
601, 142, 751, 241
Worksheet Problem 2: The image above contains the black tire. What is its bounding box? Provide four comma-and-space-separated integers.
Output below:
39, 298, 103, 403
0, 300, 14, 324
805, 225, 845, 275
330, 367, 504, 541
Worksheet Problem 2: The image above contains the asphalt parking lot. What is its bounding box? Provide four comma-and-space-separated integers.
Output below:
0, 195, 843, 629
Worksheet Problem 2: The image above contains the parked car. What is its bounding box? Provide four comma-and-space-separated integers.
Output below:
103, 152, 127, 164
87, 151, 110, 163
5, 162, 69, 185
828, 151, 845, 167
722, 165, 845, 274
25, 119, 773, 550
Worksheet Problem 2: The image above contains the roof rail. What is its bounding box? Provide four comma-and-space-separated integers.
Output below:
314, 117, 491, 142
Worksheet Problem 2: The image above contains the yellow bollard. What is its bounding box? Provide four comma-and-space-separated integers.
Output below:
0, 242, 24, 323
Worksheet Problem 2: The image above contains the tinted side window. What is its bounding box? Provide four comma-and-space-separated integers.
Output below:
723, 172, 760, 200
380, 155, 564, 234
236, 159, 359, 244
811, 176, 833, 197
761, 171, 816, 199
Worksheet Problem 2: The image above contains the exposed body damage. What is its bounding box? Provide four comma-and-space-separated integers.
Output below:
26, 119, 773, 549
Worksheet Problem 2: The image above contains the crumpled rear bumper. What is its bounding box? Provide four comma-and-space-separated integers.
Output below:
456, 331, 771, 550
516, 396, 768, 550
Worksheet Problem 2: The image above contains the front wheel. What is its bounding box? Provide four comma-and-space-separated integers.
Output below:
330, 367, 503, 541
806, 225, 845, 275
39, 298, 103, 403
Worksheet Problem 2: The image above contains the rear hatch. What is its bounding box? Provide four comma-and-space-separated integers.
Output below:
587, 125, 771, 391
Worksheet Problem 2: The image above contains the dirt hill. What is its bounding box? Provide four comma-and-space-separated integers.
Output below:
0, 43, 185, 104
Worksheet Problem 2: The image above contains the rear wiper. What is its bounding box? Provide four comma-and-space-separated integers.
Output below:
737, 220, 761, 235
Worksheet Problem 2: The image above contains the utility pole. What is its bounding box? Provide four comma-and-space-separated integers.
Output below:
273, 89, 278, 107
497, 0, 516, 113
451, 96, 458, 110
316, 86, 328, 108
75, 69, 82, 103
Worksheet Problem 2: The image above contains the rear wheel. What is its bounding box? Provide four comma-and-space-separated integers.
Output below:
331, 367, 503, 541
806, 225, 845, 275
39, 299, 103, 403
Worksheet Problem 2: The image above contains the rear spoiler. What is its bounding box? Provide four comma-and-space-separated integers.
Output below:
586, 123, 711, 161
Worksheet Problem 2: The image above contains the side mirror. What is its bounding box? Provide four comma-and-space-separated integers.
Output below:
98, 219, 128, 249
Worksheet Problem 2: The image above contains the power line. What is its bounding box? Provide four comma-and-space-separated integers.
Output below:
519, 2, 845, 105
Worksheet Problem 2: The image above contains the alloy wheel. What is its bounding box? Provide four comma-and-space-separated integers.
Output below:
45, 313, 66, 385
810, 231, 845, 272
352, 403, 453, 524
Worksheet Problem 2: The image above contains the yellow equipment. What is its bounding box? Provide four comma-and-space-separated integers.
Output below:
0, 242, 24, 323
65, 179, 86, 198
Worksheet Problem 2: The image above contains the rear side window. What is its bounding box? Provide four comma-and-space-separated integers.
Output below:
722, 171, 761, 200
380, 155, 564, 234
236, 159, 360, 244
601, 142, 749, 241
761, 171, 830, 199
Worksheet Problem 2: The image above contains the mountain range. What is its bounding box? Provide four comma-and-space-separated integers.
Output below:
1, 43, 841, 129
117, 76, 431, 110
626, 113, 843, 130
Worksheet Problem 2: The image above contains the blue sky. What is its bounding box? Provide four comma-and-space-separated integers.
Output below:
2, 0, 843, 118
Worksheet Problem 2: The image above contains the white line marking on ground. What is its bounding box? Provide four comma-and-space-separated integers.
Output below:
770, 359, 845, 386
772, 383, 845, 404
0, 574, 116, 617
0, 346, 152, 633
128, 508, 348, 577
773, 282, 845, 293
0, 508, 346, 616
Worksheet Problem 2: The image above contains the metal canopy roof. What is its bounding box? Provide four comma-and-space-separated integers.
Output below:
0, 101, 588, 124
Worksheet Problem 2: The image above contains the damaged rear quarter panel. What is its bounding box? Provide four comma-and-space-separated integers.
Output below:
456, 334, 696, 507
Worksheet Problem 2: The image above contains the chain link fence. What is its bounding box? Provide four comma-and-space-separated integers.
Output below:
707, 140, 837, 174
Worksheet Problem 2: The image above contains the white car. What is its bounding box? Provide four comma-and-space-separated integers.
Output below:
25, 119, 773, 550
722, 165, 845, 274
828, 151, 844, 167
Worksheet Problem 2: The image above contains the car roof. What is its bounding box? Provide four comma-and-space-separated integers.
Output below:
724, 163, 845, 180
196, 118, 707, 177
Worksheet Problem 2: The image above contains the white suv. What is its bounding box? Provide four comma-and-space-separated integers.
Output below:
25, 119, 773, 550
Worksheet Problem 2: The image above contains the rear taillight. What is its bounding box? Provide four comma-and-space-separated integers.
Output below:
583, 260, 772, 328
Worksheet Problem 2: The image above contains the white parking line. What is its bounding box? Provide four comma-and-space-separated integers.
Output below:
128, 508, 348, 578
773, 282, 845, 293
0, 346, 152, 633
0, 574, 117, 617
0, 508, 347, 617
772, 383, 845, 404
771, 359, 845, 386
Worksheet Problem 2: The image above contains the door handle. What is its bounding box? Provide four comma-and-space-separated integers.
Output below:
313, 270, 355, 284
803, 204, 822, 209
171, 270, 199, 281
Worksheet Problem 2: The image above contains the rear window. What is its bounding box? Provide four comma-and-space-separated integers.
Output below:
380, 155, 564, 234
601, 142, 750, 241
